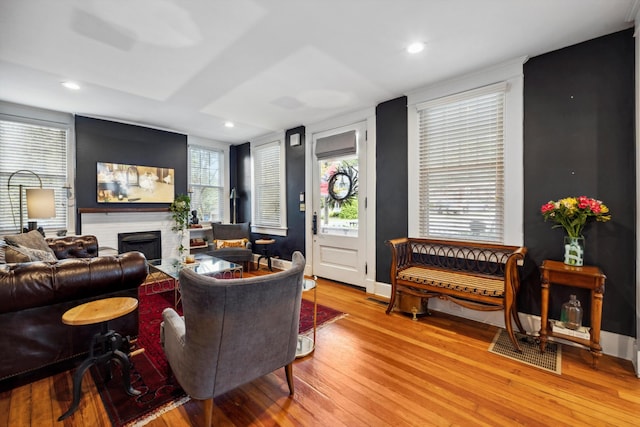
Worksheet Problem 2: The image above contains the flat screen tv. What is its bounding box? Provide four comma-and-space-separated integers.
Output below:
97, 162, 175, 203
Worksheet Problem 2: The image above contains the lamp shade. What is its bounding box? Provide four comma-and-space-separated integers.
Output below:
26, 189, 56, 219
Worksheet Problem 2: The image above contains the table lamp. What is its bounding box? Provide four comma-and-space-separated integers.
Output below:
26, 188, 56, 231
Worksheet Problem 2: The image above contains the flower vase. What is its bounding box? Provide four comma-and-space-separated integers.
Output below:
563, 236, 585, 266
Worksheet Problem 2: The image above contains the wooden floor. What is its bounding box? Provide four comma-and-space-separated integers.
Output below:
1, 274, 639, 427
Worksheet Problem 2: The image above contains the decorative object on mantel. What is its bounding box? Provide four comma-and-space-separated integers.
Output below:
190, 209, 200, 226
540, 196, 611, 266
169, 194, 191, 258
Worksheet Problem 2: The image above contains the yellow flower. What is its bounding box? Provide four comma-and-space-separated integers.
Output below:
560, 197, 577, 210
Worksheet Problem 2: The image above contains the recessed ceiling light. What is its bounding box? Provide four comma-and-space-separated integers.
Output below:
224, 121, 234, 128
406, 42, 425, 54
61, 81, 81, 90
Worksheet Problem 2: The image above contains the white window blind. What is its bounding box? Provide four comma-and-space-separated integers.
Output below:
253, 141, 283, 228
417, 85, 505, 243
1, 120, 68, 234
189, 146, 223, 222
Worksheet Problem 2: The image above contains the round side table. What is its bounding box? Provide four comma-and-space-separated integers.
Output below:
296, 277, 317, 358
58, 297, 142, 421
255, 238, 276, 270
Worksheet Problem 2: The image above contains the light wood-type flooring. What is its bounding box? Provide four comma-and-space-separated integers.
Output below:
1, 272, 639, 426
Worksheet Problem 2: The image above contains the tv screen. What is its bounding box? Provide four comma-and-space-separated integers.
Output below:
97, 162, 175, 203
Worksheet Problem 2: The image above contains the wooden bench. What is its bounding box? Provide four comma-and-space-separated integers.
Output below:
386, 238, 527, 352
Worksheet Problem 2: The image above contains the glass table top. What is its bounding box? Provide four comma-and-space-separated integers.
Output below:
148, 254, 241, 279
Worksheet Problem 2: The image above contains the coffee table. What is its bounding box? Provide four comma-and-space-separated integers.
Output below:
148, 254, 243, 308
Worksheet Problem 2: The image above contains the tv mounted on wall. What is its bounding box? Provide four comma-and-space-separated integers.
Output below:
97, 162, 175, 203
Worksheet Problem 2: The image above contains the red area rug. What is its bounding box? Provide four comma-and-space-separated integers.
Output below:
92, 280, 345, 426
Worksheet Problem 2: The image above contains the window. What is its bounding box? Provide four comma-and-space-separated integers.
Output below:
1, 120, 69, 235
416, 83, 506, 243
408, 59, 524, 245
252, 138, 287, 235
189, 146, 224, 222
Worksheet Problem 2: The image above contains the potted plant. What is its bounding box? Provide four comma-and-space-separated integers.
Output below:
169, 193, 191, 258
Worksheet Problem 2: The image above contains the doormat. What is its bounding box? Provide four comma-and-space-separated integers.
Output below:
488, 329, 562, 375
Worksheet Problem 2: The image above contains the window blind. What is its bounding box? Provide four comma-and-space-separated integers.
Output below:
417, 86, 505, 243
253, 141, 282, 227
189, 146, 223, 222
0, 120, 68, 234
315, 130, 357, 159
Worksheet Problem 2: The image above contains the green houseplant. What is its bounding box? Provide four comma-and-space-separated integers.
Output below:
169, 193, 191, 258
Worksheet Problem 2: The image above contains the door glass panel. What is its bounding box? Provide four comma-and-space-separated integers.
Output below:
318, 156, 358, 237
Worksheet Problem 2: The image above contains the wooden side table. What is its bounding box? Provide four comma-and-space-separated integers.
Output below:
58, 297, 142, 420
539, 260, 606, 368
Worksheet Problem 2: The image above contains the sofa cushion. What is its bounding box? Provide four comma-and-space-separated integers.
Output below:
5, 230, 57, 259
214, 238, 248, 249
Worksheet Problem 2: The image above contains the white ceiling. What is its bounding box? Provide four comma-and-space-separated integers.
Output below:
0, 0, 636, 144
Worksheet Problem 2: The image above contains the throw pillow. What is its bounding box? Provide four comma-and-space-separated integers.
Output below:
214, 238, 248, 249
4, 230, 57, 259
4, 246, 33, 263
18, 245, 58, 262
0, 239, 6, 264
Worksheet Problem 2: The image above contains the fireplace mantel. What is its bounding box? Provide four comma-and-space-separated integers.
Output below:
80, 210, 178, 259
78, 207, 169, 214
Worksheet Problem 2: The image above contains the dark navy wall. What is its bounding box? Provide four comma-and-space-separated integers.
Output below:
522, 28, 635, 336
234, 143, 251, 225
375, 97, 408, 283
75, 116, 187, 217
283, 126, 306, 259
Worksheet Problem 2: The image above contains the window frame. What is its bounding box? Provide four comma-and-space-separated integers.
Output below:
416, 82, 507, 243
251, 132, 287, 236
407, 58, 525, 246
0, 102, 75, 235
188, 144, 225, 223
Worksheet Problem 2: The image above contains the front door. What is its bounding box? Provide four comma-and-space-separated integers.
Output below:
311, 121, 367, 287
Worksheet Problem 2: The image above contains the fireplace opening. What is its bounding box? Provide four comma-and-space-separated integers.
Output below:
118, 230, 161, 260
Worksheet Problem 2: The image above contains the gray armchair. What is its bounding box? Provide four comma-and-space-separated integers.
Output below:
161, 251, 305, 427
206, 222, 253, 271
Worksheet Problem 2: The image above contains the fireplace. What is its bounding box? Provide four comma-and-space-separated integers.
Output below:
118, 230, 161, 260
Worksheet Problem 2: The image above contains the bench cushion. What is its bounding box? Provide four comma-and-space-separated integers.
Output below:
398, 266, 504, 297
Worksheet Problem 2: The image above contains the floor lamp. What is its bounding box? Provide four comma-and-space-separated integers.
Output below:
230, 188, 238, 224
7, 170, 56, 233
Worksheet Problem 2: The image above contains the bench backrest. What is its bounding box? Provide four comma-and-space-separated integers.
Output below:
388, 238, 525, 279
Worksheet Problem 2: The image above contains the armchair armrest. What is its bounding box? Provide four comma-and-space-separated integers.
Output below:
161, 308, 186, 354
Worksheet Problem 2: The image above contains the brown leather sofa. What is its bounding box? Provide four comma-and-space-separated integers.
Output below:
0, 234, 148, 389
